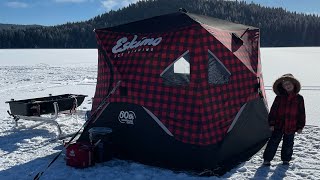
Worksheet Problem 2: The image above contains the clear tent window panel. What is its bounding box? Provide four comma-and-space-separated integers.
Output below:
208, 50, 231, 85
161, 50, 190, 86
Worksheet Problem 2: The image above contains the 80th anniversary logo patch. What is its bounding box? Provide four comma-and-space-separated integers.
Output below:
118, 111, 136, 125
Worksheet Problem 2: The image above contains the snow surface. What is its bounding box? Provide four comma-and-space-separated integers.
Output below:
0, 48, 319, 180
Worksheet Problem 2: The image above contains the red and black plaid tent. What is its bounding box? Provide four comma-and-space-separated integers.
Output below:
79, 10, 271, 174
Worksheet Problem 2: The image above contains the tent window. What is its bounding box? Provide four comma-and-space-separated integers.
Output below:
161, 50, 190, 86
208, 50, 231, 84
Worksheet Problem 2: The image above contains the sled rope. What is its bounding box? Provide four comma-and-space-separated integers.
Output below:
33, 80, 121, 180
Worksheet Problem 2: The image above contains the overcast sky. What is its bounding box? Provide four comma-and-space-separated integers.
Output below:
0, 0, 319, 26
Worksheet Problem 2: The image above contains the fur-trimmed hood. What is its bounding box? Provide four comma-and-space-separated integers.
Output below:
272, 73, 301, 95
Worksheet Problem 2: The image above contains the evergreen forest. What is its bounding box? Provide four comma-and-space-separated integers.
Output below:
1, 0, 319, 48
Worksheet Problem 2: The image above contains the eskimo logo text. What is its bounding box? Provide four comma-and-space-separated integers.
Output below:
118, 111, 136, 125
112, 35, 162, 54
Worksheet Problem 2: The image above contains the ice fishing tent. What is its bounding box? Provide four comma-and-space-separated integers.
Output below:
79, 10, 271, 173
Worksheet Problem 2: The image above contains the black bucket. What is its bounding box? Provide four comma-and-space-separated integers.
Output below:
88, 127, 113, 163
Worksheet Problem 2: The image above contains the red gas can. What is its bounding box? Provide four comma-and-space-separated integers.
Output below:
65, 142, 94, 168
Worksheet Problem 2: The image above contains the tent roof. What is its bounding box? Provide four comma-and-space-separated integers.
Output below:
95, 11, 258, 33
188, 13, 257, 31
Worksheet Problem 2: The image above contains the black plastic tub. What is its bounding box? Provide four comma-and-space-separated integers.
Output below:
6, 94, 87, 116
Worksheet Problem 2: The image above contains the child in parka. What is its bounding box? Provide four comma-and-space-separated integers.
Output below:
263, 73, 306, 166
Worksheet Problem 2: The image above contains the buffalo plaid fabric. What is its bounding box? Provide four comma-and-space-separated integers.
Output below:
92, 12, 265, 145
268, 94, 306, 134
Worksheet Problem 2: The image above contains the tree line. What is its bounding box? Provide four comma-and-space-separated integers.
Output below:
1, 0, 319, 48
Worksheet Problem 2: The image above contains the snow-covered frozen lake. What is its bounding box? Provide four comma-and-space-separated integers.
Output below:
0, 48, 319, 180
1, 48, 319, 126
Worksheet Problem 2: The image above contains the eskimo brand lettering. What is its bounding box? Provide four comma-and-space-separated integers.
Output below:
112, 35, 162, 53
118, 111, 136, 124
